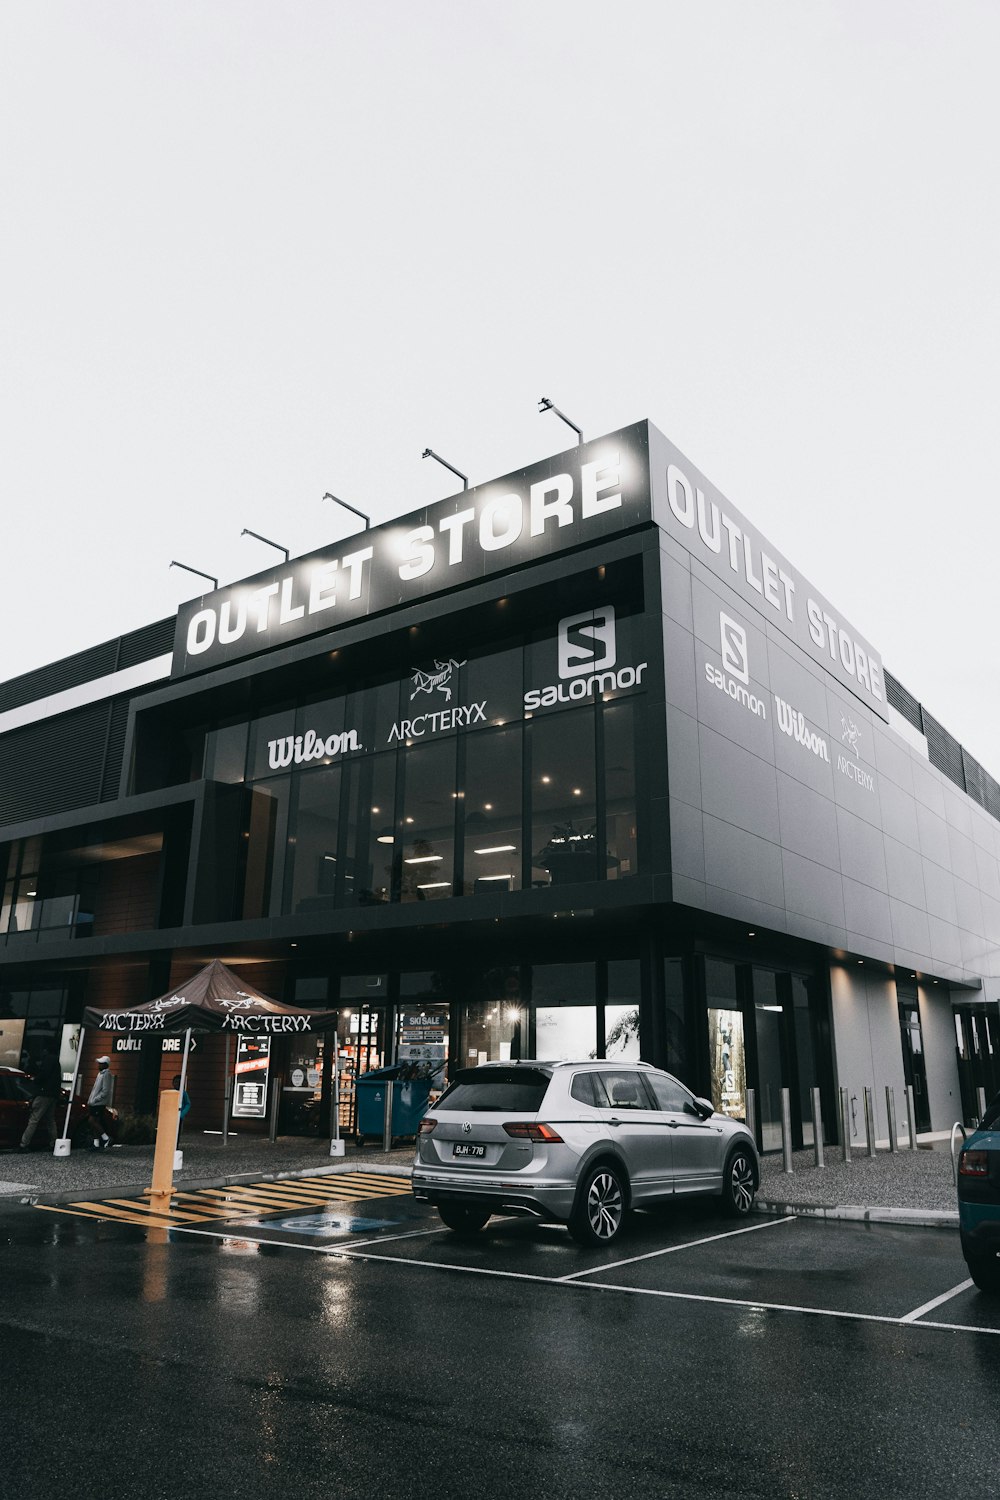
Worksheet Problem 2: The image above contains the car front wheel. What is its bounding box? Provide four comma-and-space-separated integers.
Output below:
966, 1253, 1000, 1293
438, 1203, 491, 1236
721, 1147, 757, 1218
569, 1163, 626, 1246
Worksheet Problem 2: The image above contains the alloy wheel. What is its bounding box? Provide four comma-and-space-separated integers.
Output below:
587, 1170, 624, 1240
730, 1154, 756, 1213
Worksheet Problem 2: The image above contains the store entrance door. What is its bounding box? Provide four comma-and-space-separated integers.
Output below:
898, 1002, 931, 1134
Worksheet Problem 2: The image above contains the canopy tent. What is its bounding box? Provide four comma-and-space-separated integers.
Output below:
63, 959, 339, 1147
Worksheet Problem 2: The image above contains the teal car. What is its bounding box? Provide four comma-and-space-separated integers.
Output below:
958, 1093, 1000, 1293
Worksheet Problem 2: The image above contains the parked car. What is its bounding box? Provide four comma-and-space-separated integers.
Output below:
0, 1065, 88, 1149
957, 1091, 1000, 1292
411, 1059, 759, 1245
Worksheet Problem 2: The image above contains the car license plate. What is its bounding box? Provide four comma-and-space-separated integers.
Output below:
453, 1143, 486, 1159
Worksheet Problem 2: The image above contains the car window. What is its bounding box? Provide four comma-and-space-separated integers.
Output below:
570, 1072, 602, 1106
646, 1073, 696, 1113
597, 1070, 652, 1110
435, 1067, 551, 1113
981, 1093, 1000, 1130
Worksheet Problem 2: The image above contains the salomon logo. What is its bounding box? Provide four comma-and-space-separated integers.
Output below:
558, 607, 617, 679
719, 613, 749, 685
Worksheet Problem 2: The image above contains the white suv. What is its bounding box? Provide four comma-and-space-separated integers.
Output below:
412, 1059, 759, 1245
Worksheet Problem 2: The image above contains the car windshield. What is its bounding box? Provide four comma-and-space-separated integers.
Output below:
981, 1093, 1000, 1130
435, 1067, 551, 1113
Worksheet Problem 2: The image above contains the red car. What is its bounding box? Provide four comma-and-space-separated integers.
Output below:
0, 1065, 90, 1149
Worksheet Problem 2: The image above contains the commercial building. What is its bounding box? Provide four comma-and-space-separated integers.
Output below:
2, 420, 999, 1149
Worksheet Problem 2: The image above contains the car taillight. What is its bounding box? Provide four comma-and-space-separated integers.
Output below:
418, 1118, 437, 1136
502, 1122, 564, 1142
960, 1149, 989, 1176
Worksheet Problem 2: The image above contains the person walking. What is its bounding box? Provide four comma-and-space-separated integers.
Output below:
171, 1074, 191, 1134
19, 1043, 61, 1151
86, 1055, 115, 1149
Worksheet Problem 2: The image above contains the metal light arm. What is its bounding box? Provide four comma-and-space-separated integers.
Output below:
422, 448, 469, 491
538, 396, 583, 444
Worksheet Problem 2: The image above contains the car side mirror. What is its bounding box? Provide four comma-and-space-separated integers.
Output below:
692, 1096, 714, 1120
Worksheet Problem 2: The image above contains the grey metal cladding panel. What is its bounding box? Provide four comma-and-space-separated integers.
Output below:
911, 759, 948, 819
974, 842, 1000, 903
766, 637, 828, 725
889, 897, 933, 959
916, 803, 951, 870
671, 874, 709, 910
783, 911, 848, 950
970, 802, 997, 854
842, 876, 893, 944
663, 618, 699, 718
666, 706, 703, 808
669, 798, 705, 882
690, 574, 771, 691
835, 805, 888, 892
928, 915, 964, 971
695, 666, 775, 765
660, 546, 694, 632
884, 835, 927, 908
873, 726, 915, 795
823, 681, 878, 775
943, 785, 974, 841
880, 778, 920, 851
776, 770, 840, 871
830, 748, 882, 830
781, 848, 847, 928
921, 859, 959, 926
947, 824, 979, 887
772, 712, 837, 798
698, 724, 780, 842
954, 877, 985, 938
703, 813, 785, 908
700, 881, 789, 934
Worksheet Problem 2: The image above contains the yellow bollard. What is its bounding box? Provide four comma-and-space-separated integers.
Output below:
150, 1089, 181, 1211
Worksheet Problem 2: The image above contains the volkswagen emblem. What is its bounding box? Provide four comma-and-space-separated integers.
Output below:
462, 1122, 472, 1135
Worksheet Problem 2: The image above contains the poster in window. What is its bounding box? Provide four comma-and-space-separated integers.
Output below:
232, 1035, 271, 1118
707, 1008, 746, 1121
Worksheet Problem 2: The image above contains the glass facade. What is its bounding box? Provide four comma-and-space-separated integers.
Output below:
198, 606, 647, 922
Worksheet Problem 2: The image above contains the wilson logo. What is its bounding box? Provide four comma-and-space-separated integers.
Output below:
775, 698, 830, 761
268, 728, 361, 769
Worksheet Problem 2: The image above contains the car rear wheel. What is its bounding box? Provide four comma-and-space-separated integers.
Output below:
966, 1253, 1000, 1293
721, 1147, 757, 1218
569, 1163, 626, 1246
438, 1203, 491, 1236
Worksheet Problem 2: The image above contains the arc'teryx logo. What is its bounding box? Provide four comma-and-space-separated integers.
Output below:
719, 613, 749, 685
841, 715, 861, 757
559, 607, 617, 678
410, 659, 466, 702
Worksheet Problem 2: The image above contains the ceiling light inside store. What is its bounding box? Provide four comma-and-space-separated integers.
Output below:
478, 874, 513, 882
474, 845, 516, 855
417, 882, 450, 890
405, 855, 443, 865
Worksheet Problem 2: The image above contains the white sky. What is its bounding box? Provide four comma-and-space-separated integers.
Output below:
2, 2, 998, 767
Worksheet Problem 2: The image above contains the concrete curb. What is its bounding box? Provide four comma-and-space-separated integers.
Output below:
13, 1160, 415, 1207
757, 1198, 958, 1229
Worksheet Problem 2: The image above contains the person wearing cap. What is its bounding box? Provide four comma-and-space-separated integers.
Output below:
86, 1055, 115, 1149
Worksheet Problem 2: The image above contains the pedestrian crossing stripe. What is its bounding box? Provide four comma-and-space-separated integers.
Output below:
34, 1172, 412, 1228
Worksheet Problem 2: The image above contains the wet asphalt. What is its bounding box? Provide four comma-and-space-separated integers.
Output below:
3, 1155, 1000, 1500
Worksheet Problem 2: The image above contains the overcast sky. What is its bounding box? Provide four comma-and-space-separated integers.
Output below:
2, 3, 998, 766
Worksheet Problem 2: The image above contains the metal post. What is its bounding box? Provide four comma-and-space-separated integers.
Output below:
906, 1084, 918, 1149
978, 1086, 988, 1123
175, 1028, 192, 1155
330, 1034, 345, 1157
745, 1087, 757, 1144
780, 1087, 794, 1173
811, 1087, 824, 1168
269, 1074, 282, 1143
840, 1087, 852, 1162
886, 1086, 898, 1153
222, 1033, 231, 1145
864, 1087, 876, 1157
57, 1025, 86, 1151
382, 1080, 394, 1152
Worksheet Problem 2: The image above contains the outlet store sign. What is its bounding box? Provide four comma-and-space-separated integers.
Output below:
172, 425, 651, 678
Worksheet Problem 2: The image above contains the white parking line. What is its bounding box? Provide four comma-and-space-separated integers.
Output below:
900, 1279, 974, 1323
169, 1222, 449, 1252
557, 1215, 796, 1281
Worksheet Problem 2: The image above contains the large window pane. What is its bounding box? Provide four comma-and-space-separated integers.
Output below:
342, 753, 397, 906
535, 1006, 597, 1061
529, 712, 598, 887
241, 778, 291, 918
462, 727, 522, 895
602, 701, 638, 879
605, 958, 641, 1060
400, 741, 457, 902
285, 767, 342, 916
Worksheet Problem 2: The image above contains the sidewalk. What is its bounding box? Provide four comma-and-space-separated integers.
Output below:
0, 1132, 962, 1226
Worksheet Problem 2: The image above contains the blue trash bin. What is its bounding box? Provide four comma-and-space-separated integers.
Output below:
355, 1064, 432, 1144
